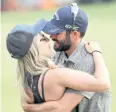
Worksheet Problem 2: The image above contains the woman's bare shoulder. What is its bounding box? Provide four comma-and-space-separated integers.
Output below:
46, 68, 71, 79
48, 68, 70, 75
44, 68, 68, 86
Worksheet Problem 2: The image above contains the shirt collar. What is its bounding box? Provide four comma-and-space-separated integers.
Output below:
62, 39, 85, 64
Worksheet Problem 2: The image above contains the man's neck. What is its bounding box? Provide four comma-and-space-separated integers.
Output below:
65, 39, 82, 56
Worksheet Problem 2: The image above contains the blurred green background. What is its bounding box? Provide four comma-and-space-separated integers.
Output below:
1, 2, 116, 112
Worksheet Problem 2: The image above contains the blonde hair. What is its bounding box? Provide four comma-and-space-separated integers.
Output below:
17, 33, 55, 102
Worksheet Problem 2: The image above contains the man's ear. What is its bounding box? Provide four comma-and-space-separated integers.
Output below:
71, 31, 80, 41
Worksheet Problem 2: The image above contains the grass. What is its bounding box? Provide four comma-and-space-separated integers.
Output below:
1, 2, 116, 112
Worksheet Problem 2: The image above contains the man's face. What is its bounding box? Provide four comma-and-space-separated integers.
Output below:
50, 31, 72, 51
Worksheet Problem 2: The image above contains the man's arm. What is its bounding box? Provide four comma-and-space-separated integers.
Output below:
22, 92, 85, 112
22, 100, 62, 112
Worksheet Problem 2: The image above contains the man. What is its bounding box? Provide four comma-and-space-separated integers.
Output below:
23, 4, 111, 112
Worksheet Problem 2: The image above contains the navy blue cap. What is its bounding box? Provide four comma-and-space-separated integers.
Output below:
6, 18, 46, 59
43, 4, 88, 34
10, 18, 46, 36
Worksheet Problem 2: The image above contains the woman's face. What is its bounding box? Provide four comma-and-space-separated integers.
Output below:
35, 32, 55, 58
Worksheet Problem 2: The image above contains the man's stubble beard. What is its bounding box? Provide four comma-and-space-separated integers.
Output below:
54, 31, 72, 52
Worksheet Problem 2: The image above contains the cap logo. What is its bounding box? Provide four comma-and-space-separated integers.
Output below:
49, 28, 59, 33
65, 24, 72, 29
65, 24, 79, 30
72, 26, 79, 30
52, 12, 59, 20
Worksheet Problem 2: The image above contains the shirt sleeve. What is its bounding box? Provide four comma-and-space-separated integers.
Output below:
65, 52, 95, 99
65, 88, 94, 100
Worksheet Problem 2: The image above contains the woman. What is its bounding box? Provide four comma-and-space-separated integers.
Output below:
6, 20, 110, 112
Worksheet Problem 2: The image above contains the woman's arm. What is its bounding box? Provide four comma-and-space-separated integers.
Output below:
85, 41, 110, 85
53, 42, 111, 92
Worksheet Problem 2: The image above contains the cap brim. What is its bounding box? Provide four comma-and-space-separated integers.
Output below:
42, 21, 65, 34
34, 18, 47, 35
10, 18, 46, 36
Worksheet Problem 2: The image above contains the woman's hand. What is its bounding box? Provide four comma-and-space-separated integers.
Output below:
85, 41, 101, 54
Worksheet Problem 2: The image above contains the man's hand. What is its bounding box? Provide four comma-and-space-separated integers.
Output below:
21, 100, 30, 112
